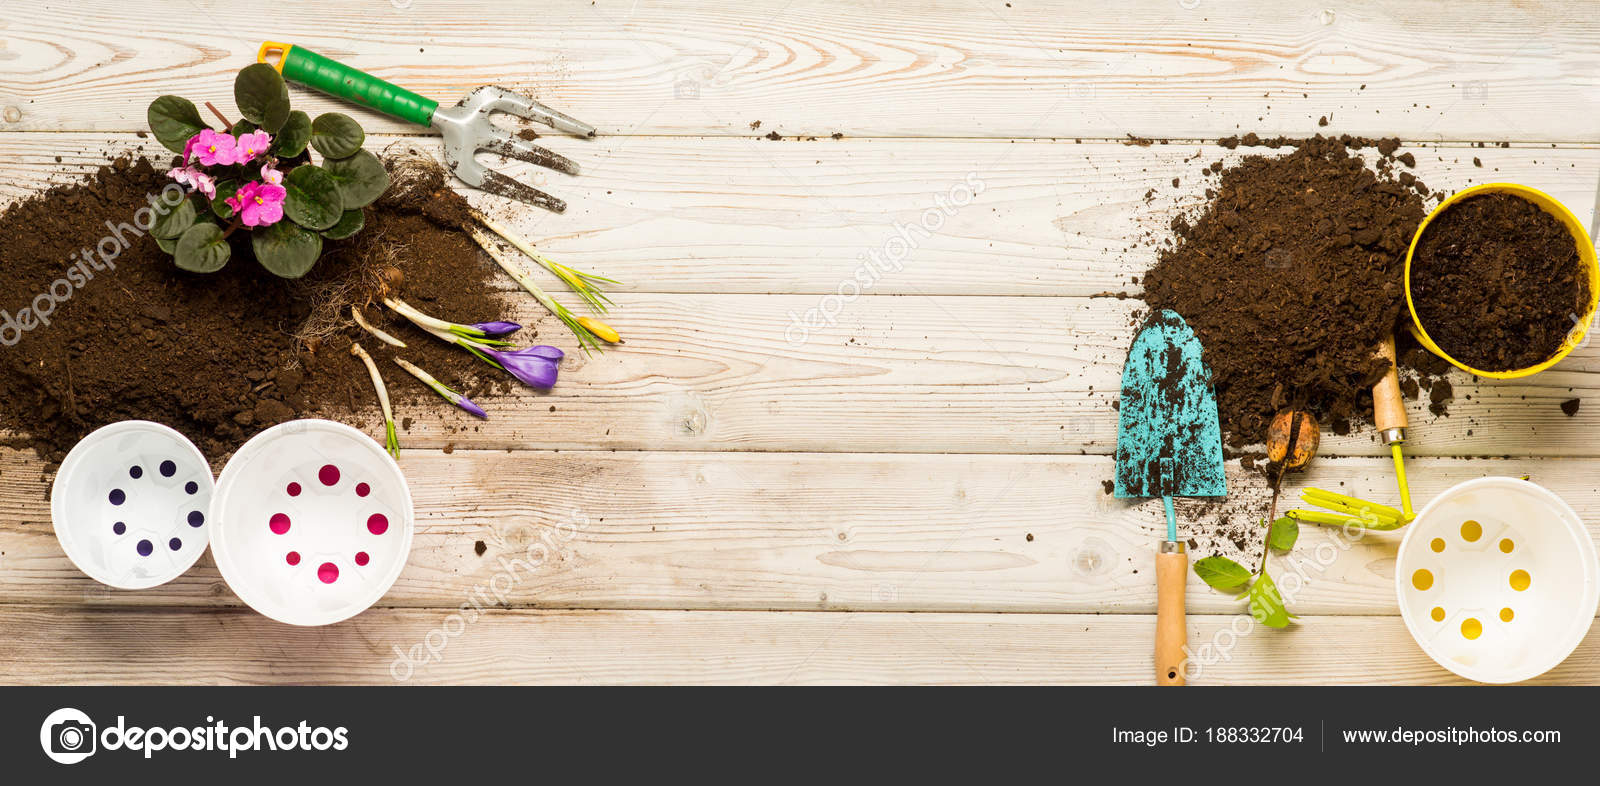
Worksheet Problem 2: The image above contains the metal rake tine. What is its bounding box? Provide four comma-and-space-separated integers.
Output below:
480, 86, 597, 138
480, 127, 582, 176
477, 169, 568, 214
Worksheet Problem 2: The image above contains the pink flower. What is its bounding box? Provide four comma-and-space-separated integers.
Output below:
234, 130, 272, 163
260, 164, 284, 185
188, 129, 239, 166
225, 181, 287, 227
166, 165, 217, 198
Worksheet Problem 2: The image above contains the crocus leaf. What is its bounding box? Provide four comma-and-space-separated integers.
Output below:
321, 209, 365, 240
230, 118, 258, 137
282, 164, 344, 231
321, 149, 390, 208
1194, 555, 1251, 590
271, 110, 312, 158
211, 180, 239, 219
234, 63, 291, 132
310, 112, 365, 159
151, 197, 197, 240
174, 223, 230, 273
1249, 571, 1292, 628
252, 219, 323, 278
147, 96, 208, 154
1269, 516, 1299, 551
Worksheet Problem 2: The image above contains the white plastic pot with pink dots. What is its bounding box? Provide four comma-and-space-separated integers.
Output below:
210, 419, 415, 626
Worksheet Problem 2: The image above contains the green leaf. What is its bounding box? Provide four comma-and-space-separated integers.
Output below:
230, 118, 258, 137
151, 197, 197, 240
321, 209, 365, 240
252, 220, 323, 278
321, 149, 389, 208
1248, 571, 1292, 629
154, 233, 177, 254
174, 223, 231, 273
1269, 516, 1299, 551
234, 63, 291, 132
211, 180, 239, 219
271, 110, 312, 158
310, 112, 366, 159
1194, 556, 1251, 590
282, 165, 344, 231
147, 96, 208, 154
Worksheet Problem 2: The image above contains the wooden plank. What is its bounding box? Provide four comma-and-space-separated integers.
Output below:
1, 605, 1596, 685
4, 449, 1598, 616
2, 286, 1599, 457
3, 1, 1600, 141
2, 133, 1596, 298
4, 137, 1600, 455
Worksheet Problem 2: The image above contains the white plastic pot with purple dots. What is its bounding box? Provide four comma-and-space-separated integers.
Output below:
52, 421, 216, 590
52, 418, 414, 626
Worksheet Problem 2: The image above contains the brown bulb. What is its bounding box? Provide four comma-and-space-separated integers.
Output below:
1266, 409, 1319, 471
379, 266, 404, 296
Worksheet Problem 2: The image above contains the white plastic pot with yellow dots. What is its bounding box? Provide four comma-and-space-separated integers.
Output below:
1396, 477, 1598, 683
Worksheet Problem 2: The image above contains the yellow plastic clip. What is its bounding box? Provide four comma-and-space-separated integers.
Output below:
257, 41, 293, 73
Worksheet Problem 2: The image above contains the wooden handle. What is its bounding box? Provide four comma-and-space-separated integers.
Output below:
1155, 548, 1187, 686
1373, 335, 1408, 434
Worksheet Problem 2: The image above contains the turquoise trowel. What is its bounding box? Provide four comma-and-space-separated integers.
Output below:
1114, 309, 1226, 685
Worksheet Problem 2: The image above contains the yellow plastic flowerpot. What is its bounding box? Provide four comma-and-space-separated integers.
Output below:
1403, 182, 1600, 379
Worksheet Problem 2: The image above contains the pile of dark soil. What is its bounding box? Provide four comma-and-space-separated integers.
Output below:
1409, 192, 1588, 372
0, 153, 515, 466
1142, 135, 1444, 449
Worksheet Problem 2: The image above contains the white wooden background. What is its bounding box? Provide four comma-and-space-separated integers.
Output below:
3, 0, 1600, 684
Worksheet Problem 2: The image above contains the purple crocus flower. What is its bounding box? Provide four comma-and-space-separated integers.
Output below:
471, 321, 523, 338
394, 357, 488, 419
483, 345, 564, 389
452, 393, 489, 419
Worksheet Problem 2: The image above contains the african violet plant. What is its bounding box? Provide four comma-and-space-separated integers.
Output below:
145, 63, 390, 278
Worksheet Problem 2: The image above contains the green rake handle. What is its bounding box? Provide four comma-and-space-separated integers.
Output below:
258, 41, 439, 127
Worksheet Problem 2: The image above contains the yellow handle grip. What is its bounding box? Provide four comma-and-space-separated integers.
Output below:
257, 41, 293, 73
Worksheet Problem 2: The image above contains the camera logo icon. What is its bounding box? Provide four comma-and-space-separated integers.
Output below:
39, 708, 97, 764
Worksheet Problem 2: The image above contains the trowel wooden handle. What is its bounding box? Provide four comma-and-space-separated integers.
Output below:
1373, 335, 1408, 435
1155, 545, 1187, 686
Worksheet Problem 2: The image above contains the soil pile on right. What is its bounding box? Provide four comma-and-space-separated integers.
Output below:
1409, 192, 1588, 372
1142, 136, 1440, 449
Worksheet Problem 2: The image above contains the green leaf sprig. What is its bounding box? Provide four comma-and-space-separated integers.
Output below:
1193, 514, 1302, 630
